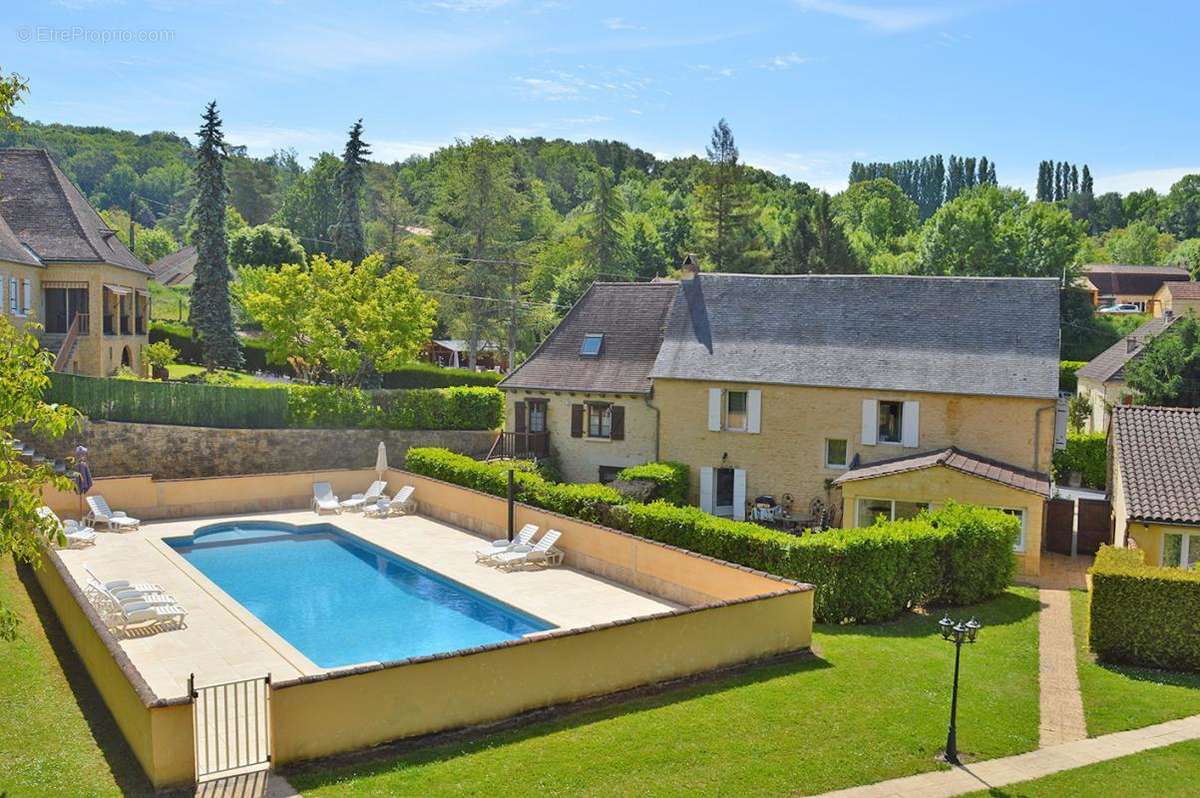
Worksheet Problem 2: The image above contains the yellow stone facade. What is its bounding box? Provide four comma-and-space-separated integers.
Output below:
1111, 451, 1200, 567
0, 257, 43, 333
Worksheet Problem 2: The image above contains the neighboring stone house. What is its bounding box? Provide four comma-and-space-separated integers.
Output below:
1078, 263, 1190, 313
0, 148, 153, 376
1109, 405, 1200, 568
1151, 281, 1200, 320
1075, 317, 1177, 433
497, 281, 678, 483
648, 273, 1061, 577
149, 245, 196, 287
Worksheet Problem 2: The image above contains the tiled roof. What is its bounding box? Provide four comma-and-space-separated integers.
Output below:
1081, 264, 1190, 296
500, 281, 679, 394
1076, 317, 1174, 385
1111, 406, 1200, 525
649, 273, 1061, 399
0, 211, 40, 266
1164, 282, 1200, 300
832, 447, 1052, 497
149, 245, 196, 286
0, 148, 151, 275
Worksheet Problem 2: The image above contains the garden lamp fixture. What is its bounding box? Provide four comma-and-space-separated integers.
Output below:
939, 614, 981, 765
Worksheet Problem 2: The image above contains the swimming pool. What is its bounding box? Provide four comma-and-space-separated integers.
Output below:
166, 521, 554, 668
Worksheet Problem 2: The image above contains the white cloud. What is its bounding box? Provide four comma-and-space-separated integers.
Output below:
226, 125, 438, 162
603, 17, 646, 31
250, 24, 504, 73
1093, 166, 1200, 195
518, 77, 581, 101
760, 52, 810, 70
410, 0, 510, 11
743, 149, 864, 192
793, 0, 960, 33
691, 64, 736, 80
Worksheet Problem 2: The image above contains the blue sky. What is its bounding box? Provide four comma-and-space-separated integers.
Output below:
7, 0, 1200, 193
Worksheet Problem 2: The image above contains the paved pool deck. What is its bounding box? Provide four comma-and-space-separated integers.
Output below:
56, 509, 680, 701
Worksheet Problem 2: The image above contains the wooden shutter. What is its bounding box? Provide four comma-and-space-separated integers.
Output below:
570, 404, 584, 438
513, 401, 526, 433
708, 388, 722, 431
733, 469, 747, 520
861, 399, 878, 446
610, 405, 625, 440
747, 389, 762, 434
901, 401, 920, 448
22, 280, 31, 315
699, 466, 714, 513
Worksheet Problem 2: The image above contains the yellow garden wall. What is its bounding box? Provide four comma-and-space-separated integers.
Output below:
838, 465, 1045, 576
31, 550, 194, 788
653, 378, 1055, 515
270, 589, 811, 766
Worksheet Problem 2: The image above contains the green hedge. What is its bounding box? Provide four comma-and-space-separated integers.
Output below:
1051, 432, 1108, 489
1090, 546, 1200, 672
405, 447, 1018, 623
1060, 360, 1087, 392
46, 372, 288, 429
616, 461, 690, 505
381, 386, 503, 430
380, 363, 502, 389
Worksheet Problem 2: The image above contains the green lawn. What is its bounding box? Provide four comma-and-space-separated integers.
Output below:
289, 587, 1040, 797
1071, 589, 1200, 737
166, 363, 276, 387
960, 739, 1200, 797
0, 557, 153, 798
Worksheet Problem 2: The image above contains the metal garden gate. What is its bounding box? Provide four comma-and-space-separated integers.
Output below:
189, 673, 272, 782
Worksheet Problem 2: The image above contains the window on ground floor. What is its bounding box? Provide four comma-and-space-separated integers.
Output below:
989, 507, 1027, 553
715, 467, 736, 513
598, 465, 622, 484
855, 497, 929, 526
825, 438, 848, 469
1162, 531, 1200, 570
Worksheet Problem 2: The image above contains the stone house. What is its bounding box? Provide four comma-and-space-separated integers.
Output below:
1109, 405, 1200, 568
0, 148, 153, 376
1151, 281, 1200, 320
1075, 316, 1177, 433
1078, 263, 1190, 313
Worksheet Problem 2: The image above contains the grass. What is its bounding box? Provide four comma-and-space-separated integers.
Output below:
959, 739, 1200, 797
165, 363, 276, 387
0, 557, 153, 798
288, 587, 1041, 797
1070, 589, 1200, 736
148, 281, 189, 323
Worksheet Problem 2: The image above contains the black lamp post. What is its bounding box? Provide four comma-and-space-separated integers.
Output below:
938, 614, 981, 765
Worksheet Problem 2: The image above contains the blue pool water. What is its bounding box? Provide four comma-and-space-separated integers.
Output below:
166, 521, 553, 668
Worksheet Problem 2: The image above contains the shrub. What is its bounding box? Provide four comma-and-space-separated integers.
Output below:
928, 502, 1019, 604
285, 385, 381, 428
380, 363, 502, 389
1089, 545, 1200, 672
1051, 432, 1108, 489
140, 340, 179, 371
1060, 360, 1087, 392
616, 461, 690, 505
382, 386, 502, 430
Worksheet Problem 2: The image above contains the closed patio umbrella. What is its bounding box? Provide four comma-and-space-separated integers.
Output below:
72, 445, 93, 519
375, 441, 388, 481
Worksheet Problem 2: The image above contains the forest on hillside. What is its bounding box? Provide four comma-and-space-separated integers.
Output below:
4, 115, 1200, 363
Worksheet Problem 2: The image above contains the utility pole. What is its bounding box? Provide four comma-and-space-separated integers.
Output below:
128, 192, 136, 255
507, 261, 517, 375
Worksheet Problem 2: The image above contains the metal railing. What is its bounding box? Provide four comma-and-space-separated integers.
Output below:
487, 430, 549, 460
189, 673, 272, 782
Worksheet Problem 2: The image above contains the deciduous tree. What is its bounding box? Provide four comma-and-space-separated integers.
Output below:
1126, 316, 1200, 407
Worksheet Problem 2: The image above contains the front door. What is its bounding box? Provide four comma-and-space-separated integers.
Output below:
715, 467, 735, 513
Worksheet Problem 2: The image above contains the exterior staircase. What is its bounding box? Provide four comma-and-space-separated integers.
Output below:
9, 437, 69, 475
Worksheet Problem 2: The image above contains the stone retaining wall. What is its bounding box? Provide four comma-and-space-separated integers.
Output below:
26, 419, 494, 479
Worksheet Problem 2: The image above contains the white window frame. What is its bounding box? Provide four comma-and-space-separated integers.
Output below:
586, 402, 612, 439
725, 390, 749, 432
988, 506, 1028, 553
878, 401, 903, 444
824, 438, 849, 470
9, 277, 18, 315
580, 333, 604, 357
1161, 530, 1200, 569
854, 497, 929, 526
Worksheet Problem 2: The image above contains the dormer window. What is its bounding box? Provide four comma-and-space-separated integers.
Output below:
580, 333, 604, 357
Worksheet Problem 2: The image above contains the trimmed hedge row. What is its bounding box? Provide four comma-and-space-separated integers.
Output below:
1051, 432, 1107, 489
616, 461, 690, 505
284, 385, 502, 430
404, 447, 1018, 622
1089, 546, 1200, 672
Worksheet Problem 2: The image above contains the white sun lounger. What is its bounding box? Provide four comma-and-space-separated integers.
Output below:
312, 482, 341, 514
341, 480, 389, 511
37, 506, 97, 548
102, 598, 187, 632
475, 523, 539, 563
86, 579, 177, 607
365, 485, 416, 517
494, 529, 563, 571
83, 565, 164, 595
84, 495, 140, 531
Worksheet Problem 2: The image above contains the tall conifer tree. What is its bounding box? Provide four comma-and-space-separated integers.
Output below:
188, 101, 242, 370
331, 119, 371, 263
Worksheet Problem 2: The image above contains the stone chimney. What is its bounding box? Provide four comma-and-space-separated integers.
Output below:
680, 253, 700, 280
1126, 336, 1140, 354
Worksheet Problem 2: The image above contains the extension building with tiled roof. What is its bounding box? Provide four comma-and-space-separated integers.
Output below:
1110, 405, 1200, 567
0, 148, 153, 376
1152, 279, 1200, 321
1075, 316, 1179, 433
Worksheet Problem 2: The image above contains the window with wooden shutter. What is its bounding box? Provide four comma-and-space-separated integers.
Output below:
861, 399, 878, 446
699, 466, 714, 513
513, 400, 526, 433
900, 401, 920, 448
570, 404, 584, 438
610, 405, 625, 440
708, 388, 722, 431
747, 390, 762, 433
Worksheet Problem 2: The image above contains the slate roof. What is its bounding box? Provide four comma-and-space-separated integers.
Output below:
1081, 264, 1190, 297
0, 148, 151, 275
0, 211, 40, 266
149, 245, 196, 286
500, 281, 679, 395
1111, 406, 1200, 525
1076, 317, 1175, 385
832, 447, 1052, 497
649, 274, 1061, 399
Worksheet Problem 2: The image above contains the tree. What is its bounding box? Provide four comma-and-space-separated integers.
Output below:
628, 216, 666, 280
274, 153, 340, 256
1164, 174, 1200, 240
585, 167, 627, 275
226, 155, 281, 225
369, 170, 416, 266
1109, 220, 1172, 264
330, 119, 370, 263
1070, 164, 1079, 196
188, 102, 242, 370
1125, 316, 1200, 407
0, 319, 78, 638
697, 119, 754, 271
229, 224, 306, 269
239, 254, 436, 386
1123, 188, 1160, 224
1036, 161, 1053, 202
133, 226, 177, 264
1081, 164, 1094, 196
1091, 192, 1126, 233
806, 191, 861, 274
1165, 238, 1200, 280
832, 178, 918, 267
